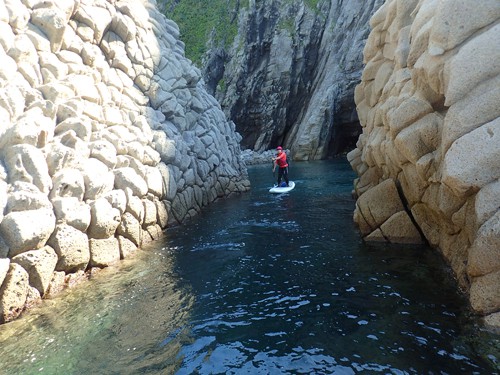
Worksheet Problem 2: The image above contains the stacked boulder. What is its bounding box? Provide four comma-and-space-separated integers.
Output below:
0, 0, 249, 324
348, 0, 499, 327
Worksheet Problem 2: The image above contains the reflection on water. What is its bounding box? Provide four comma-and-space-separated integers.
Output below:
0, 159, 499, 374
0, 250, 195, 374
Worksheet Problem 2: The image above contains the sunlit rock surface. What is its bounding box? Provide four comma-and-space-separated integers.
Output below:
0, 0, 249, 323
348, 0, 500, 324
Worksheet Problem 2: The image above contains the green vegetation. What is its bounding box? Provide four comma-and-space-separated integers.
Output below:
304, 0, 321, 9
280, 0, 321, 7
160, 0, 324, 65
217, 78, 226, 92
279, 17, 296, 36
161, 0, 242, 66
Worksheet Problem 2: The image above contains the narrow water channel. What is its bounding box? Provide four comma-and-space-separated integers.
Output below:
0, 159, 498, 374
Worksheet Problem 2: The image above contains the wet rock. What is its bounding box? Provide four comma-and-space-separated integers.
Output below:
0, 263, 29, 323
117, 236, 136, 259
11, 246, 58, 295
116, 212, 142, 247
467, 212, 500, 278
470, 270, 500, 315
45, 271, 66, 298
89, 237, 120, 268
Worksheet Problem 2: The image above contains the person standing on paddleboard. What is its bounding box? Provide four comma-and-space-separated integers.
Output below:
272, 146, 289, 187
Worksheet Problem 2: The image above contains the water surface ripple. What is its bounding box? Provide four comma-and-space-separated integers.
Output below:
0, 160, 498, 374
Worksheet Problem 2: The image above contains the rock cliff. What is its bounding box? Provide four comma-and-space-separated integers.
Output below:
0, 0, 249, 323
348, 0, 500, 328
204, 0, 384, 159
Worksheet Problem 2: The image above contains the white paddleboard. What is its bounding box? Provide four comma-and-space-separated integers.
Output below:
269, 181, 295, 194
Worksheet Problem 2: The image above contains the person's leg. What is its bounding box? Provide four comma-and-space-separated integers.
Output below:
277, 168, 283, 185
283, 167, 289, 186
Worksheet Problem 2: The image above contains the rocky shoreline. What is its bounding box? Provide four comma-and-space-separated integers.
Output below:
240, 149, 290, 166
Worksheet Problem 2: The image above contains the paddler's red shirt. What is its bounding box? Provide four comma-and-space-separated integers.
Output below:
275, 151, 288, 168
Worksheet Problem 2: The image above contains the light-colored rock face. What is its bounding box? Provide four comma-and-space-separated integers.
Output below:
0, 0, 250, 323
348, 0, 500, 324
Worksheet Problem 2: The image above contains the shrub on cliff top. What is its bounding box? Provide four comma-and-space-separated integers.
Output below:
160, 0, 241, 66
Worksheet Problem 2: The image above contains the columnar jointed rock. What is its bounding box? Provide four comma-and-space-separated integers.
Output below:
348, 0, 500, 327
0, 0, 250, 323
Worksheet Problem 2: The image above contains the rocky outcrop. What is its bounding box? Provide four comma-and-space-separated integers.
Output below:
0, 0, 249, 323
348, 0, 500, 326
240, 148, 291, 166
205, 0, 384, 159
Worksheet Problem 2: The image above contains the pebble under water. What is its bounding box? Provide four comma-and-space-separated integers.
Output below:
0, 159, 498, 374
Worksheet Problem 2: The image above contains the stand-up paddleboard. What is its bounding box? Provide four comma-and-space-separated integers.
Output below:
269, 181, 295, 194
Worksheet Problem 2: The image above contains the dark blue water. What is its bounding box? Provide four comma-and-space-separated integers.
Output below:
0, 159, 498, 374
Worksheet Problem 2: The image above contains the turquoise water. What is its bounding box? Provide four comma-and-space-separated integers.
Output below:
0, 159, 498, 374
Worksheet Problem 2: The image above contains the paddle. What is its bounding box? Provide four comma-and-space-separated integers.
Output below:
272, 159, 276, 187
